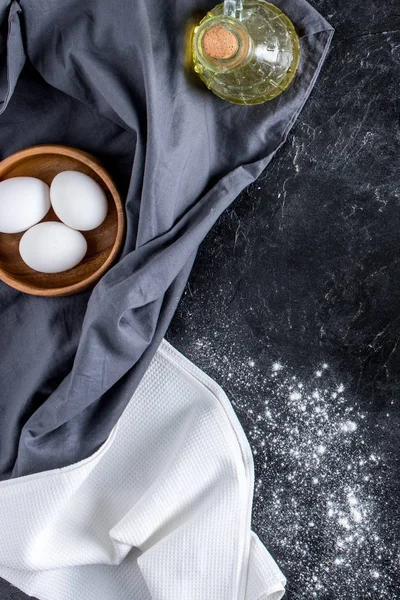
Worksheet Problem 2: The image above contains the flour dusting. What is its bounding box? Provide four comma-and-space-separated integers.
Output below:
188, 336, 397, 600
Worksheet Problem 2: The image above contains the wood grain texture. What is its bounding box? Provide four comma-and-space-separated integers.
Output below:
0, 145, 125, 297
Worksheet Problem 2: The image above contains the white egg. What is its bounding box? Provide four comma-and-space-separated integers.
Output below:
19, 222, 87, 273
50, 171, 108, 231
0, 177, 50, 233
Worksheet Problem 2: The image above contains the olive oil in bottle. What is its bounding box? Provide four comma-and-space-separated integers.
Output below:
192, 0, 300, 105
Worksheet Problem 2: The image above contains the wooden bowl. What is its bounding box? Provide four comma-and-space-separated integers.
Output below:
0, 145, 125, 297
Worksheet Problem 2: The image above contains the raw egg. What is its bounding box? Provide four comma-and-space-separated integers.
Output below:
50, 171, 108, 231
19, 222, 87, 273
0, 177, 50, 233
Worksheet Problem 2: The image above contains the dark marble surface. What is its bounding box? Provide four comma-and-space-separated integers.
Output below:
2, 0, 400, 598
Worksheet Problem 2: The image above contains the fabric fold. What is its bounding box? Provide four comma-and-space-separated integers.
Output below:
0, 341, 285, 600
0, 0, 25, 115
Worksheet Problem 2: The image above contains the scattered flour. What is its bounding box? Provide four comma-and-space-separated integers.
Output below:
187, 336, 397, 600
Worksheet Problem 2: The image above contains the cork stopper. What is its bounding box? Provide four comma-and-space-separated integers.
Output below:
202, 26, 239, 60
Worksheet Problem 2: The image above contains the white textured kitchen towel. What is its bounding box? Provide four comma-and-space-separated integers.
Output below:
0, 341, 285, 600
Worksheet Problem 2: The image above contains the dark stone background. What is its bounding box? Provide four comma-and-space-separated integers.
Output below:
2, 0, 399, 598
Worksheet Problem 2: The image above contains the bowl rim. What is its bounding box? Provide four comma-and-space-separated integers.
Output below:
0, 144, 125, 297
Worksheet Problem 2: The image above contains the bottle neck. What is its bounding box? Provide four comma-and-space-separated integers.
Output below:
223, 0, 243, 20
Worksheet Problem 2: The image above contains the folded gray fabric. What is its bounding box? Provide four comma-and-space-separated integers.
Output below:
0, 0, 333, 479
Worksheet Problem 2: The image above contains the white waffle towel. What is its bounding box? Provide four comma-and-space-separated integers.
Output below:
0, 341, 285, 600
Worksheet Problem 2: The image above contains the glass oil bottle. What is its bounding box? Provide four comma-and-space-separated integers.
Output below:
192, 0, 300, 105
